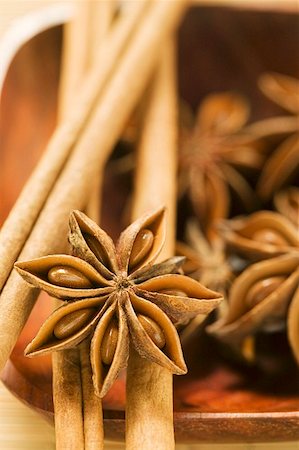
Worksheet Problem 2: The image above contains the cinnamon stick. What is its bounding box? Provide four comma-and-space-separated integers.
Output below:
127, 40, 178, 450
58, 0, 115, 122
52, 349, 84, 450
85, 1, 116, 223
80, 339, 104, 450
0, 0, 148, 294
59, 0, 116, 224
80, 4, 115, 448
52, 2, 115, 448
0, 0, 187, 386
58, 2, 92, 122
54, 5, 93, 447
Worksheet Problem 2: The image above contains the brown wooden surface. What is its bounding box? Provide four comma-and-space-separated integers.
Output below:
1, 7, 299, 444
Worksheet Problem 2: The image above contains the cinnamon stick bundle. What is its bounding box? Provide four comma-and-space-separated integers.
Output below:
0, 0, 187, 390
0, 0, 148, 294
127, 40, 178, 450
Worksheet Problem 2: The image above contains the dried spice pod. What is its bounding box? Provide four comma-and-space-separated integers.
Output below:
246, 72, 299, 200
287, 284, 299, 365
174, 221, 233, 342
218, 211, 299, 261
16, 255, 114, 299
259, 72, 299, 118
176, 221, 233, 295
179, 92, 264, 237
15, 208, 223, 397
245, 73, 299, 138
274, 187, 299, 227
258, 134, 299, 201
209, 253, 299, 342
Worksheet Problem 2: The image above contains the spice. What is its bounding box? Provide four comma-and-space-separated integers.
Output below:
15, 208, 222, 397
44, 2, 115, 446
176, 220, 233, 295
247, 72, 299, 200
209, 253, 299, 343
0, 0, 148, 295
288, 284, 299, 365
210, 209, 299, 364
176, 220, 233, 341
179, 92, 263, 237
218, 210, 299, 261
0, 0, 188, 374
274, 187, 299, 227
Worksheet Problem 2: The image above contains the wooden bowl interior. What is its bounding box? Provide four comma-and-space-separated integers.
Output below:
1, 7, 299, 442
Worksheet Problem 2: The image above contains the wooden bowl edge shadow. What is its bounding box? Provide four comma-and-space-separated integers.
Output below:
2, 359, 299, 443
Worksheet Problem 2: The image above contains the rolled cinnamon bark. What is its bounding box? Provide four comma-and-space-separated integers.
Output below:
58, 0, 115, 122
59, 0, 116, 224
0, 0, 187, 388
52, 2, 115, 448
84, 1, 116, 224
127, 40, 178, 450
80, 339, 104, 450
52, 349, 84, 450
79, 4, 115, 448
0, 0, 148, 294
53, 7, 85, 438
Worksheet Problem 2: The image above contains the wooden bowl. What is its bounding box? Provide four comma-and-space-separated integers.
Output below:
1, 6, 299, 443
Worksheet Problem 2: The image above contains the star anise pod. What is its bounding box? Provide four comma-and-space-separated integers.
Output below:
210, 207, 299, 364
288, 283, 299, 366
209, 254, 299, 351
15, 208, 222, 397
176, 220, 233, 296
274, 187, 299, 227
179, 92, 264, 237
218, 210, 299, 262
246, 72, 299, 200
176, 221, 233, 342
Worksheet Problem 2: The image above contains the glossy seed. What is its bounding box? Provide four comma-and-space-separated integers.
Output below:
129, 229, 154, 268
101, 319, 118, 365
159, 289, 187, 297
137, 314, 166, 349
252, 229, 289, 247
246, 276, 286, 309
84, 233, 110, 267
54, 308, 96, 339
48, 266, 93, 288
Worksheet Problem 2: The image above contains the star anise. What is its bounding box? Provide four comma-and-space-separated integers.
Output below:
210, 208, 299, 364
246, 72, 299, 200
176, 220, 233, 296
15, 208, 222, 397
218, 210, 299, 262
179, 92, 264, 237
209, 253, 299, 349
274, 187, 299, 227
176, 221, 233, 342
288, 283, 299, 366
